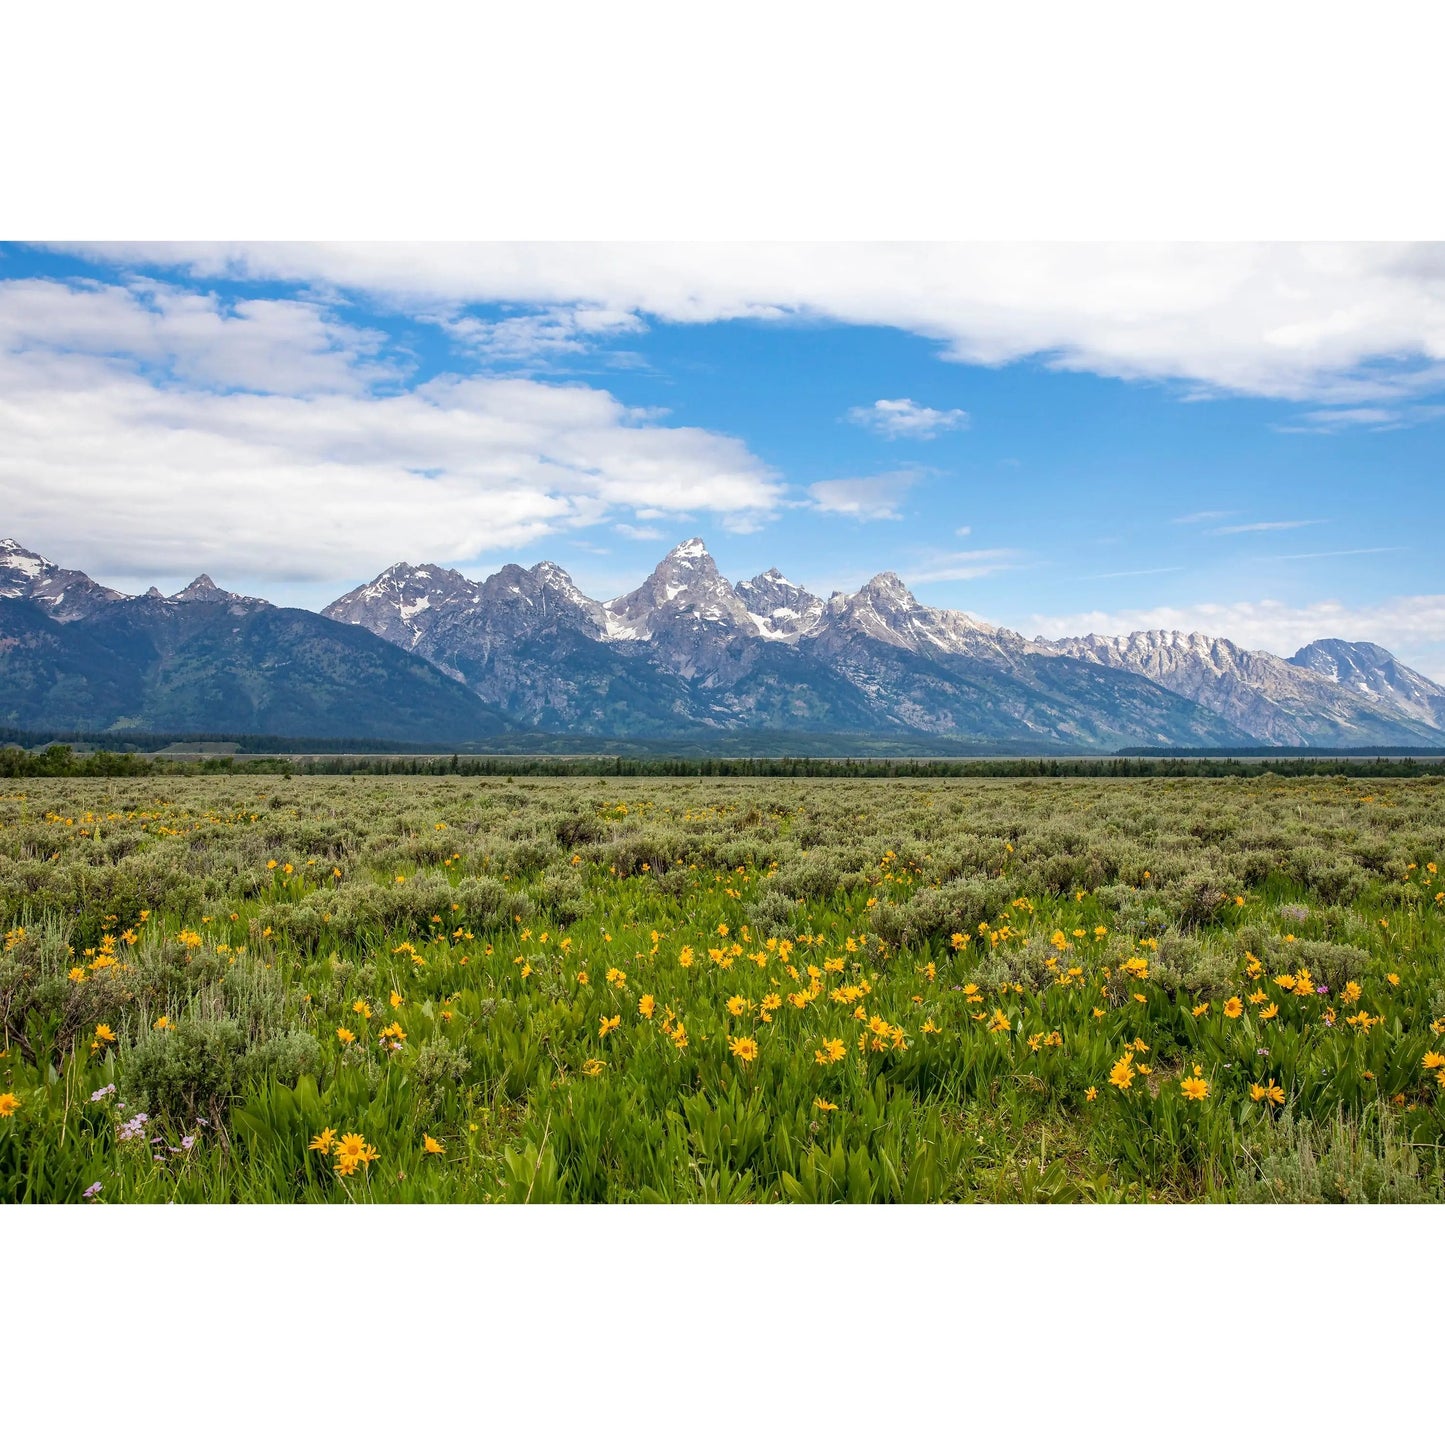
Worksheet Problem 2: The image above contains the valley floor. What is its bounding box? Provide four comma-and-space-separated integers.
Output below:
2, 773, 1443, 1202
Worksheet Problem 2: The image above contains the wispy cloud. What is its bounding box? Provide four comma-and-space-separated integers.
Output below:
1210, 519, 1324, 536
846, 397, 969, 440
1276, 403, 1445, 433
909, 548, 1024, 583
1074, 566, 1184, 581
808, 469, 921, 520
1256, 546, 1404, 562
1173, 510, 1234, 524
434, 305, 646, 366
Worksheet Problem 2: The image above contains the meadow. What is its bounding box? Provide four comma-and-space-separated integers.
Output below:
2, 772, 1443, 1203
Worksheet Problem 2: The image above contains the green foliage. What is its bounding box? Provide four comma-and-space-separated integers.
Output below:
1230, 1106, 1445, 1203
2, 771, 1443, 1201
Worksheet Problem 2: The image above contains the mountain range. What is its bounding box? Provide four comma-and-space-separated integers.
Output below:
3, 535, 1443, 751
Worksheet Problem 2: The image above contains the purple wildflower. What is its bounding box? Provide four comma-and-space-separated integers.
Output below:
83, 1181, 103, 1200
90, 1084, 116, 1102
180, 1135, 196, 1150
1256, 1047, 1270, 1056
1316, 985, 1329, 994
117, 1112, 149, 1141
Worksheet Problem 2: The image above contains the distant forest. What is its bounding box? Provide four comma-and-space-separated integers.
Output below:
3, 741, 1444, 781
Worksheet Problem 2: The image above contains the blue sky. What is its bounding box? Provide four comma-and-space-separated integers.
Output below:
1, 241, 1441, 673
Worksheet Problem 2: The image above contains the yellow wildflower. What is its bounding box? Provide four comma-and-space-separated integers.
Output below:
333, 1133, 378, 1177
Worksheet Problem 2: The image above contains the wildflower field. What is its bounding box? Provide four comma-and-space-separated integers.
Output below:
2, 772, 1444, 1203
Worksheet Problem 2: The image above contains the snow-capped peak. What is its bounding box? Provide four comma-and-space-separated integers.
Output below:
0, 538, 128, 618
1, 538, 52, 579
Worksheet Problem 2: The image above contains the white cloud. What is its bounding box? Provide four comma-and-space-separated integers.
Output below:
1258, 547, 1403, 563
615, 523, 664, 541
0, 283, 782, 585
846, 397, 969, 439
1029, 595, 1445, 680
808, 470, 920, 520
1276, 403, 1445, 433
1074, 566, 1184, 581
0, 276, 389, 394
437, 305, 647, 364
1173, 510, 1234, 524
1209, 519, 1323, 536
65, 241, 1445, 403
909, 548, 1024, 583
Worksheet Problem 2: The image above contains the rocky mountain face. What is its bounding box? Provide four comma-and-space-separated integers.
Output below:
322, 539, 1265, 747
1, 537, 128, 621
7, 535, 1443, 750
1046, 629, 1444, 747
1289, 638, 1445, 733
0, 543, 508, 741
324, 537, 1445, 749
734, 568, 827, 640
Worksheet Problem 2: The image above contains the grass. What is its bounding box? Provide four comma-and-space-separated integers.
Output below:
2, 772, 1443, 1202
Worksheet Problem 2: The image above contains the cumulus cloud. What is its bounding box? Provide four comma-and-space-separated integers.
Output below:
0, 276, 389, 394
846, 397, 969, 439
1029, 595, 1445, 680
0, 282, 781, 585
65, 241, 1445, 403
807, 469, 921, 520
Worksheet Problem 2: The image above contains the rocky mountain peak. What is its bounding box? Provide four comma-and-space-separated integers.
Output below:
735, 568, 825, 641
0, 538, 128, 621
171, 574, 220, 599
1290, 637, 1445, 730
604, 537, 752, 640
322, 560, 482, 647
167, 574, 271, 611
528, 560, 607, 633
1, 538, 51, 582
